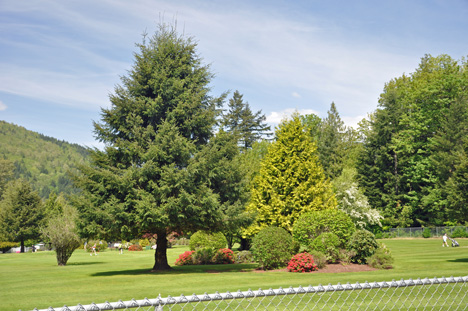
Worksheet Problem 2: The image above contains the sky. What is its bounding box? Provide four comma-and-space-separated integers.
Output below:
1, 0, 467, 149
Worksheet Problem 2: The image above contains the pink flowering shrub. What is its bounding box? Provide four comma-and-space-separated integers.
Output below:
287, 252, 318, 273
175, 250, 195, 266
128, 244, 143, 251
212, 248, 235, 264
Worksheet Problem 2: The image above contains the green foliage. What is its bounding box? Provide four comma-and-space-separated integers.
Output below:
287, 252, 318, 273
357, 55, 468, 226
347, 229, 379, 264
189, 231, 227, 251
292, 209, 356, 248
451, 227, 467, 238
0, 241, 19, 253
221, 90, 271, 149
72, 23, 228, 271
367, 243, 394, 269
0, 121, 88, 199
41, 197, 81, 266
245, 113, 337, 236
235, 250, 255, 263
251, 227, 296, 270
422, 228, 432, 238
85, 240, 108, 252
0, 179, 44, 251
309, 232, 340, 263
308, 250, 327, 269
192, 247, 217, 265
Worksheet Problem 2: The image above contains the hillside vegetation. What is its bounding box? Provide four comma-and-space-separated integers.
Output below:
0, 120, 89, 198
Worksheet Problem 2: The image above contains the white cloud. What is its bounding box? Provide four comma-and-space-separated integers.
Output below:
0, 100, 7, 111
266, 108, 319, 125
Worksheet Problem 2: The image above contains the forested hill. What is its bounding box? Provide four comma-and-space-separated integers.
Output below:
0, 120, 89, 199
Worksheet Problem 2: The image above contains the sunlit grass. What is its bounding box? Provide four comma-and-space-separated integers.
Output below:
1, 238, 467, 311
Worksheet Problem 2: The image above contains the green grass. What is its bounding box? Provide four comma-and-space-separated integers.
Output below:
1, 238, 467, 311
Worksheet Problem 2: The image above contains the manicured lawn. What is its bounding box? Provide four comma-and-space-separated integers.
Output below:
1, 238, 467, 311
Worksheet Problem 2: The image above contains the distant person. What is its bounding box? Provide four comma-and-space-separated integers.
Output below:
442, 233, 449, 247
32, 245, 36, 253
91, 243, 97, 256
119, 243, 123, 254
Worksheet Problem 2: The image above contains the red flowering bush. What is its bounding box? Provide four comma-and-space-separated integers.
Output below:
175, 251, 195, 266
287, 252, 318, 273
212, 248, 235, 264
128, 244, 143, 251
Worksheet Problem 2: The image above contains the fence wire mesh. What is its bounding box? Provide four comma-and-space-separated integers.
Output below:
31, 276, 467, 311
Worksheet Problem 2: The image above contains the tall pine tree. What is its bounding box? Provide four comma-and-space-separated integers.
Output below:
73, 24, 226, 270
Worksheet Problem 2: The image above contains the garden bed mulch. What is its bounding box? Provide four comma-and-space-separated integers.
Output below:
247, 263, 377, 273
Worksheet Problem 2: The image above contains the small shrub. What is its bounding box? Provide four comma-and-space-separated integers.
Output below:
451, 227, 467, 238
128, 244, 143, 251
139, 238, 150, 248
251, 226, 296, 270
212, 248, 235, 264
309, 250, 327, 269
0, 241, 19, 253
339, 249, 356, 265
347, 229, 378, 264
236, 250, 255, 263
192, 247, 217, 265
287, 252, 318, 273
175, 251, 195, 266
367, 243, 394, 269
422, 228, 432, 238
309, 232, 340, 263
189, 231, 227, 251
293, 209, 356, 248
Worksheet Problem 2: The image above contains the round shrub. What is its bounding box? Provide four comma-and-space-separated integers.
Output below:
139, 238, 150, 248
292, 209, 356, 248
309, 232, 341, 263
367, 243, 394, 269
128, 244, 143, 251
212, 248, 235, 264
422, 228, 432, 238
308, 250, 327, 269
236, 250, 255, 263
347, 229, 378, 264
192, 247, 217, 265
251, 226, 296, 270
451, 227, 467, 238
189, 231, 227, 251
287, 252, 318, 273
175, 251, 195, 266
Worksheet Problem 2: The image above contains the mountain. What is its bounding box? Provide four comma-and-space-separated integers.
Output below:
0, 120, 89, 199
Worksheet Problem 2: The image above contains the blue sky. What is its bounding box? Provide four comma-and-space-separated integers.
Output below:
1, 0, 467, 149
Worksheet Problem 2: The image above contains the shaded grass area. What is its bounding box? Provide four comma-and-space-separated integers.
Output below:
1, 238, 467, 311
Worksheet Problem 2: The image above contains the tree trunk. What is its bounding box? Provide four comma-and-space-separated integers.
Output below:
20, 239, 25, 253
152, 230, 172, 271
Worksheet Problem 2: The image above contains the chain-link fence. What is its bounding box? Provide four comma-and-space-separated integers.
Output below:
30, 276, 467, 311
382, 226, 468, 238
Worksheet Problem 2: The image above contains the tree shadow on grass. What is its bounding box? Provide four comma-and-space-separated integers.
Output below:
91, 263, 258, 277
67, 261, 105, 266
447, 258, 468, 263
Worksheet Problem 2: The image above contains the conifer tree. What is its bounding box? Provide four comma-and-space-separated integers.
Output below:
245, 113, 336, 236
73, 24, 226, 270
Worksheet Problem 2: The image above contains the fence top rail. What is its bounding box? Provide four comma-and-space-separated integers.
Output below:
30, 276, 468, 311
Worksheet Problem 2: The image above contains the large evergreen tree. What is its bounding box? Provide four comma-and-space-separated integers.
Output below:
73, 24, 226, 270
221, 90, 271, 149
245, 113, 336, 236
0, 179, 44, 252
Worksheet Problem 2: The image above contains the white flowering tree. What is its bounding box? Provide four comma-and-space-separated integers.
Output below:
333, 168, 383, 228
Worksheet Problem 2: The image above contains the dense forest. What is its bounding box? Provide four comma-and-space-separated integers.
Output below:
0, 121, 89, 198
